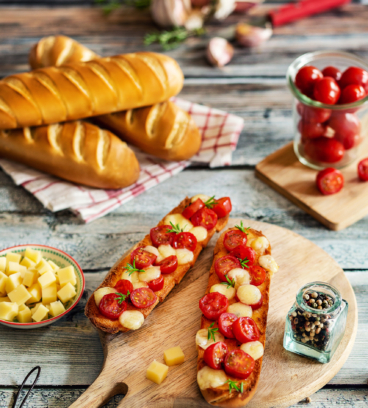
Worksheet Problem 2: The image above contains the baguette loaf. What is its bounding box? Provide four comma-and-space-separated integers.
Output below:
0, 52, 184, 129
0, 121, 140, 189
29, 36, 201, 161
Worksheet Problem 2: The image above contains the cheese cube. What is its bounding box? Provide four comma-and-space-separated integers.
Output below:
26, 283, 42, 303
36, 258, 53, 275
57, 266, 76, 287
18, 304, 27, 311
0, 271, 8, 295
0, 257, 6, 272
0, 302, 18, 321
48, 260, 60, 272
42, 284, 57, 305
18, 306, 32, 323
164, 346, 185, 366
32, 304, 49, 322
0, 296, 10, 302
7, 262, 27, 277
24, 248, 42, 265
5, 273, 22, 293
23, 270, 38, 288
38, 271, 56, 288
20, 257, 36, 269
146, 360, 169, 384
49, 300, 66, 317
6, 252, 21, 264
31, 303, 42, 315
57, 282, 76, 303
8, 284, 31, 306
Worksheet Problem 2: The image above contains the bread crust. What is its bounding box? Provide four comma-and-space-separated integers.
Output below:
85, 197, 229, 333
197, 227, 272, 407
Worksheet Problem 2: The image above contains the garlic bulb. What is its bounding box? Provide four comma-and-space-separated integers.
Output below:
151, 0, 192, 28
206, 37, 234, 67
213, 0, 236, 20
236, 22, 272, 47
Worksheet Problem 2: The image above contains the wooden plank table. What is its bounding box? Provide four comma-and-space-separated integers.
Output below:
0, 2, 367, 407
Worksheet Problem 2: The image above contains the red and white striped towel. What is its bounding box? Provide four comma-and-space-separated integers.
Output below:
0, 98, 244, 223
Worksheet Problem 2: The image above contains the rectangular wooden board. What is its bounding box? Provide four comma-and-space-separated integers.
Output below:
255, 141, 368, 231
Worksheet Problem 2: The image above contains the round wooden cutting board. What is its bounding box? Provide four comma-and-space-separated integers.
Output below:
70, 219, 358, 408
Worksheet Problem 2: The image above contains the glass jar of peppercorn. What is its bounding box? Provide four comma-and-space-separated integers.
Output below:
283, 281, 348, 363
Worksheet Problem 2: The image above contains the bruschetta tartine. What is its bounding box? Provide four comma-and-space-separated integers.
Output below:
85, 195, 232, 333
196, 222, 279, 407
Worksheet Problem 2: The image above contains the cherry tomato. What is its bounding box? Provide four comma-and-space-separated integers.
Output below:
224, 349, 255, 380
229, 245, 256, 267
148, 275, 164, 292
233, 317, 260, 343
304, 137, 345, 163
295, 66, 323, 97
339, 66, 368, 92
313, 77, 341, 105
218, 312, 238, 339
130, 287, 157, 309
191, 207, 218, 230
130, 247, 157, 269
203, 341, 228, 370
99, 293, 127, 320
150, 225, 174, 247
250, 294, 263, 310
297, 103, 331, 124
223, 229, 247, 252
156, 255, 178, 274
172, 232, 197, 252
358, 158, 368, 181
212, 197, 232, 218
316, 168, 344, 195
298, 120, 326, 139
339, 84, 366, 104
182, 199, 205, 220
328, 112, 361, 150
114, 279, 133, 296
214, 255, 241, 282
322, 66, 342, 82
249, 265, 266, 286
199, 292, 229, 320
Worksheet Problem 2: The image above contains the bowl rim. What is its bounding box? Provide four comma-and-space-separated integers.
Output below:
0, 244, 85, 327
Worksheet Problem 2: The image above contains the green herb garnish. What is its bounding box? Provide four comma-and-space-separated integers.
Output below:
95, 0, 150, 13
227, 379, 244, 394
116, 291, 130, 304
221, 275, 235, 289
167, 222, 186, 234
207, 322, 219, 343
123, 260, 145, 275
238, 257, 250, 269
204, 196, 217, 209
235, 221, 250, 235
144, 27, 205, 51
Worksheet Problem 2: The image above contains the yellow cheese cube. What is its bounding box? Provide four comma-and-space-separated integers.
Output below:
19, 304, 27, 311
23, 270, 38, 288
0, 257, 6, 272
8, 284, 31, 306
36, 258, 53, 275
0, 296, 10, 302
48, 260, 60, 272
32, 304, 49, 322
49, 300, 66, 317
163, 346, 185, 366
5, 273, 22, 294
26, 283, 42, 304
0, 271, 8, 295
6, 252, 21, 264
20, 257, 36, 269
0, 302, 18, 321
58, 266, 76, 287
57, 282, 76, 303
24, 248, 42, 265
31, 303, 42, 315
38, 271, 56, 288
146, 361, 169, 384
18, 306, 32, 323
7, 262, 27, 277
42, 284, 57, 305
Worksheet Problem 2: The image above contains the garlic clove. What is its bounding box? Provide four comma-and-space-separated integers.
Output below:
185, 9, 205, 30
213, 0, 236, 20
236, 22, 272, 47
206, 37, 234, 67
151, 0, 192, 28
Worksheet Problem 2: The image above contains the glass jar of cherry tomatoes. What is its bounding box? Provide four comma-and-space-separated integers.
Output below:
287, 51, 368, 170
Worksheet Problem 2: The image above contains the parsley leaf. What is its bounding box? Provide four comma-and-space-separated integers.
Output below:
116, 291, 130, 304
167, 222, 186, 234
235, 221, 250, 235
207, 322, 219, 343
220, 274, 235, 289
204, 196, 217, 209
227, 379, 244, 394
123, 260, 145, 275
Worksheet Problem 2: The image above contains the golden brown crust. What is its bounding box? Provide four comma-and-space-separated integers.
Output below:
85, 197, 229, 334
197, 227, 272, 407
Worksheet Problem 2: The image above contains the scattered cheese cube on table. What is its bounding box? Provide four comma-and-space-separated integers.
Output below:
8, 284, 31, 306
0, 302, 18, 321
146, 361, 169, 385
164, 346, 185, 366
57, 282, 76, 303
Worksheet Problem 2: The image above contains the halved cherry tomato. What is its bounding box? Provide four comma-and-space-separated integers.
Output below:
339, 66, 368, 92
148, 275, 164, 292
313, 77, 341, 105
182, 199, 205, 220
212, 197, 232, 218
358, 158, 368, 181
295, 66, 323, 97
297, 103, 331, 124
191, 207, 218, 230
223, 229, 247, 252
114, 279, 133, 296
130, 287, 157, 309
99, 293, 127, 320
150, 225, 174, 247
232, 317, 260, 343
298, 120, 326, 139
199, 292, 228, 320
214, 255, 241, 282
218, 312, 238, 339
328, 112, 361, 150
229, 245, 256, 267
339, 84, 366, 104
204, 341, 228, 370
224, 349, 255, 380
322, 66, 342, 82
249, 265, 266, 286
131, 247, 157, 269
316, 168, 344, 195
304, 137, 345, 163
172, 232, 197, 252
156, 255, 178, 274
